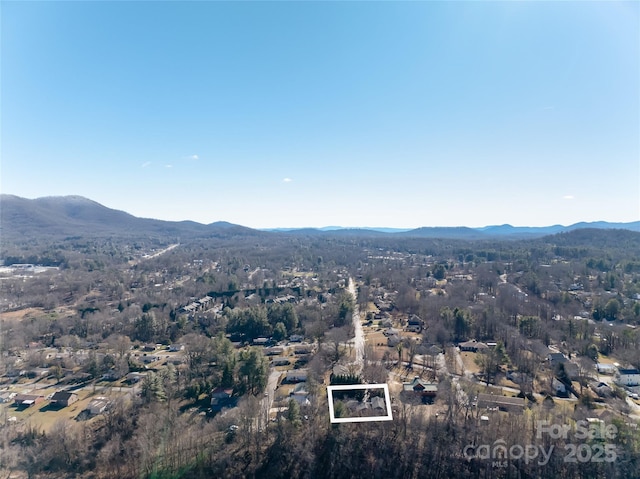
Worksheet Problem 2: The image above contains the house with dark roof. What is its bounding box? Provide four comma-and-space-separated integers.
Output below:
403, 377, 438, 398
272, 358, 290, 366
210, 387, 236, 411
407, 315, 425, 333
293, 344, 314, 355
50, 391, 79, 407
126, 372, 146, 384
548, 352, 568, 364
102, 370, 125, 381
459, 340, 488, 352
211, 387, 233, 401
13, 394, 44, 407
140, 355, 160, 364
265, 346, 284, 356
285, 369, 308, 383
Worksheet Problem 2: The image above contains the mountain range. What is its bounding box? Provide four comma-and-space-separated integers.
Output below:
0, 195, 257, 241
1, 194, 639, 241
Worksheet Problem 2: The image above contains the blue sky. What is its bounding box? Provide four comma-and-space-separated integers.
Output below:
2, 1, 639, 228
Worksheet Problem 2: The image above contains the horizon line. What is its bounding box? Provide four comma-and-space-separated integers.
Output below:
2, 193, 639, 231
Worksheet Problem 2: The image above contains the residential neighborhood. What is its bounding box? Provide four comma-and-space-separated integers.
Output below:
1, 216, 640, 478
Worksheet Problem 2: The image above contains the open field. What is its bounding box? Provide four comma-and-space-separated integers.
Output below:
0, 306, 75, 322
365, 328, 390, 357
0, 307, 45, 321
459, 351, 482, 375
2, 388, 125, 433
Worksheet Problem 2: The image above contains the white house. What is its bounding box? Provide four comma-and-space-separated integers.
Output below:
87, 397, 110, 415
615, 369, 640, 387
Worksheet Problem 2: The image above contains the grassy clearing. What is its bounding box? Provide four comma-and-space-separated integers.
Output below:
596, 355, 621, 366
6, 388, 126, 433
460, 352, 482, 375
365, 302, 379, 313
367, 331, 396, 364
0, 307, 44, 321
496, 376, 519, 388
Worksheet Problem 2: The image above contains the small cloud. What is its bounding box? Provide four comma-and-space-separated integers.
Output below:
185, 154, 199, 161
542, 106, 555, 111
562, 195, 575, 200
282, 178, 293, 183
165, 164, 173, 168
141, 161, 152, 168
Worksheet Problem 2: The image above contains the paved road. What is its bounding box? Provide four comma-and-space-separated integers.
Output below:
264, 370, 282, 416
129, 243, 179, 266
347, 278, 364, 370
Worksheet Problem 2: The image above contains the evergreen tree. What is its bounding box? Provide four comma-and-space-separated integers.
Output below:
239, 347, 268, 395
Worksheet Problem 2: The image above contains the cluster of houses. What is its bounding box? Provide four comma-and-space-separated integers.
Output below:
458, 334, 640, 409
210, 368, 313, 412
178, 295, 216, 316
266, 295, 297, 304
547, 353, 640, 393
208, 331, 317, 414
378, 315, 425, 347
2, 388, 112, 418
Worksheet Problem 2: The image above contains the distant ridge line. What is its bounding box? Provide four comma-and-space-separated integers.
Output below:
1, 194, 639, 240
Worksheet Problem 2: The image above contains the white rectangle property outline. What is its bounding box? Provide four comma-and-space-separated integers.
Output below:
327, 383, 393, 423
